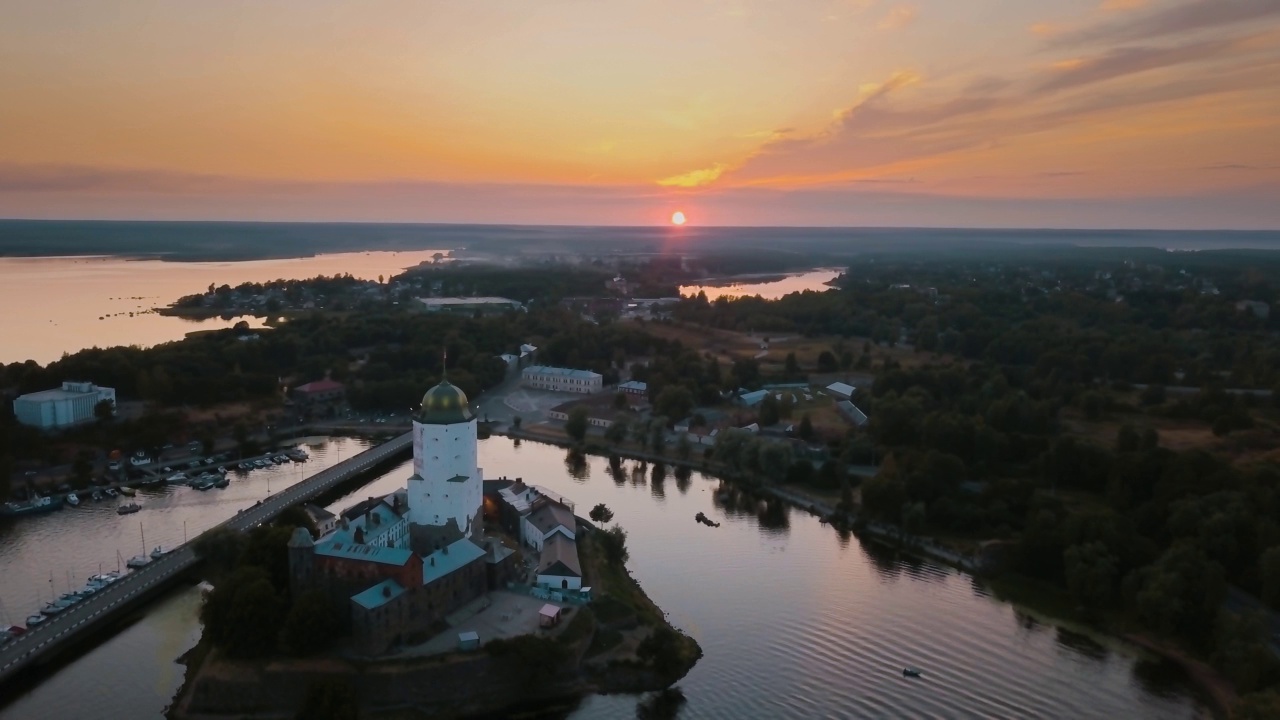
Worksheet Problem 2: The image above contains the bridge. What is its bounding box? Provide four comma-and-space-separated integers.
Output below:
0, 432, 412, 689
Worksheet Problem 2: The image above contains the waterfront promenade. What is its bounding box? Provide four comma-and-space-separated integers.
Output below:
0, 432, 412, 690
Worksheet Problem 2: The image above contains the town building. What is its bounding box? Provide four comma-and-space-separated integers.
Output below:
825, 382, 856, 401
618, 380, 648, 406
293, 378, 346, 406
522, 366, 603, 394
836, 400, 869, 428
303, 503, 338, 536
12, 381, 115, 429
487, 478, 584, 596
289, 377, 514, 656
415, 297, 523, 315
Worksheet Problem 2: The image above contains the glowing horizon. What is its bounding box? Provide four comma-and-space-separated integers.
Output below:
1, 0, 1278, 229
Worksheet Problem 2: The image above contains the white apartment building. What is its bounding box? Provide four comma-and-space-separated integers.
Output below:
13, 381, 116, 429
521, 366, 603, 394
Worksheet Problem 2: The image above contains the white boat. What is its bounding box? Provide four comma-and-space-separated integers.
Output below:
90, 571, 122, 585
126, 554, 152, 569
167, 473, 188, 484
104, 487, 118, 498
91, 490, 103, 502
150, 545, 171, 559
65, 492, 80, 506
25, 614, 45, 628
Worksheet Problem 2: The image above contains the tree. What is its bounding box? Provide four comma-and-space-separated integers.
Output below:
785, 460, 815, 486
1260, 546, 1280, 608
817, 351, 838, 373
512, 415, 522, 430
798, 414, 815, 442
655, 385, 694, 424
589, 503, 614, 524
565, 406, 589, 443
636, 625, 686, 677
784, 352, 800, 376
275, 505, 319, 538
1063, 541, 1119, 610
604, 419, 628, 445
71, 451, 93, 489
758, 393, 780, 427
613, 392, 628, 410
295, 678, 361, 720
599, 525, 629, 565
675, 433, 693, 461
283, 590, 342, 656
1115, 424, 1141, 453
93, 399, 114, 425
201, 435, 216, 457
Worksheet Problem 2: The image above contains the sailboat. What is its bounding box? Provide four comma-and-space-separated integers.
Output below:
126, 522, 152, 569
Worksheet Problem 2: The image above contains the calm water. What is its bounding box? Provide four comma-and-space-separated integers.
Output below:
680, 268, 841, 301
0, 437, 1210, 719
0, 250, 446, 364
0, 438, 1208, 717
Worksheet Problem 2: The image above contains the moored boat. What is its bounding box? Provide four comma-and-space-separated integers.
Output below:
65, 492, 80, 506
126, 554, 152, 569
903, 667, 923, 678
1, 495, 64, 517
150, 545, 172, 559
118, 486, 137, 497
91, 490, 103, 502
25, 614, 45, 628
104, 487, 118, 498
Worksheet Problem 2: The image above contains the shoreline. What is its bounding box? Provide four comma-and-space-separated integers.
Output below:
496, 426, 1237, 718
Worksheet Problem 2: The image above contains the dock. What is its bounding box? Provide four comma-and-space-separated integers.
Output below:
0, 432, 412, 692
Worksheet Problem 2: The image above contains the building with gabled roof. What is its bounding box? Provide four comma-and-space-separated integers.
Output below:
522, 499, 576, 551
537, 533, 583, 590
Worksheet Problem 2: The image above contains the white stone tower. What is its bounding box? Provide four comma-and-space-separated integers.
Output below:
407, 378, 483, 549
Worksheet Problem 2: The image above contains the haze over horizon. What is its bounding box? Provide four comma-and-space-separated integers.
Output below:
2, 0, 1278, 229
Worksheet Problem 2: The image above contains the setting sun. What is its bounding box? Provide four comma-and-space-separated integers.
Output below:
671, 211, 687, 226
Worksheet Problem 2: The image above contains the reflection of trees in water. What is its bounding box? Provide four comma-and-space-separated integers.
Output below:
835, 527, 852, 549
858, 540, 906, 583
564, 449, 589, 481
674, 465, 692, 494
1013, 610, 1052, 638
651, 462, 667, 485
756, 499, 790, 534
630, 463, 647, 486
1130, 654, 1195, 701
636, 687, 687, 720
1054, 627, 1109, 662
710, 483, 755, 518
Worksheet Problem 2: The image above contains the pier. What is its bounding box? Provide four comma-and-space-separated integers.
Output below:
0, 432, 412, 690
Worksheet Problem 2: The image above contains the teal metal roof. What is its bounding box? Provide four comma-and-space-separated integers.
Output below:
351, 579, 406, 610
422, 539, 487, 584
316, 540, 415, 566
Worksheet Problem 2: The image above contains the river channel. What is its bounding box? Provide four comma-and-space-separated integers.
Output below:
0, 436, 1209, 719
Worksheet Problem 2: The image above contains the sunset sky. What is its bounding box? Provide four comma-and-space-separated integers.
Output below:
1, 0, 1278, 228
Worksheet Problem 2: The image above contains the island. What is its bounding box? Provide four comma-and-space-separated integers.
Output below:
169, 377, 700, 719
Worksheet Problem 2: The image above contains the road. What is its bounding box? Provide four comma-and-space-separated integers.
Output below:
0, 432, 412, 688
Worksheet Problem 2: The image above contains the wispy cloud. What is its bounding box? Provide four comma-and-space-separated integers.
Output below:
657, 163, 729, 188
877, 5, 917, 31
1100, 0, 1147, 12
1054, 0, 1280, 45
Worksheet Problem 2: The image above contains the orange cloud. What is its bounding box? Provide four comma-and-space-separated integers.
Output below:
1100, 0, 1147, 11
878, 5, 917, 31
657, 163, 729, 188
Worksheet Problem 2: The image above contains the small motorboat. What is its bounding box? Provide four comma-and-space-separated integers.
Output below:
117, 502, 141, 515
91, 490, 103, 502
41, 600, 70, 616
126, 554, 152, 569
213, 476, 229, 488
65, 492, 80, 507
26, 614, 46, 628
118, 486, 137, 497
903, 667, 923, 678
104, 487, 118, 498
217, 466, 227, 474
150, 545, 172, 559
